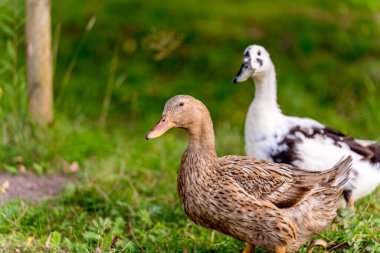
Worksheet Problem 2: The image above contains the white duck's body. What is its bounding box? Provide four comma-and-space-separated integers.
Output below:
233, 45, 380, 203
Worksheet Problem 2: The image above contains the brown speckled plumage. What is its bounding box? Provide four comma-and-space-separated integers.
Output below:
146, 95, 352, 253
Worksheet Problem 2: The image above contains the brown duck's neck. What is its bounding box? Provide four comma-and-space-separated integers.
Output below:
187, 117, 217, 157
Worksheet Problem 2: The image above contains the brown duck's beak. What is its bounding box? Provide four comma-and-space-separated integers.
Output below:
145, 115, 175, 140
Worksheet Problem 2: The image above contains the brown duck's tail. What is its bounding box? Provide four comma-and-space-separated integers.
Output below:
318, 156, 352, 189
285, 156, 352, 251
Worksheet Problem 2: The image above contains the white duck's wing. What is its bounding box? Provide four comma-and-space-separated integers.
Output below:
269, 116, 323, 164
319, 127, 380, 163
271, 116, 380, 166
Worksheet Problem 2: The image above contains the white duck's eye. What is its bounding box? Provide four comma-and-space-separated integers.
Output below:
179, 102, 184, 107
258, 50, 261, 56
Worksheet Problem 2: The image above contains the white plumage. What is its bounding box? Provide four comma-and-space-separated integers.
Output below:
232, 45, 380, 205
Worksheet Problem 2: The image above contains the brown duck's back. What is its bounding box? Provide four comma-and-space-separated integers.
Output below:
214, 155, 351, 252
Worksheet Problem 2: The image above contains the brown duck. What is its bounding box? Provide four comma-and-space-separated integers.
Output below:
146, 95, 352, 253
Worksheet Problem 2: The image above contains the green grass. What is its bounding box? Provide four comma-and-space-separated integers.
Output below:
0, 125, 379, 252
1, 0, 380, 252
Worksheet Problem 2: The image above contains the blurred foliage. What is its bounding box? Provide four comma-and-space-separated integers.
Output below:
49, 0, 380, 136
0, 0, 41, 169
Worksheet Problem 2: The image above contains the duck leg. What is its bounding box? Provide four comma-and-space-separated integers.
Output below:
343, 190, 355, 211
348, 196, 355, 211
275, 245, 286, 253
242, 244, 255, 253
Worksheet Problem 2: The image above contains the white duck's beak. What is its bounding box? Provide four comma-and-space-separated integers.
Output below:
145, 115, 175, 140
232, 61, 254, 83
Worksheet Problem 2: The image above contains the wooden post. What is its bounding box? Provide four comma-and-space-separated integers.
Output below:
26, 0, 54, 125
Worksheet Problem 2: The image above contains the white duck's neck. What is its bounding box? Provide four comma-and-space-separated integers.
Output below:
251, 66, 280, 112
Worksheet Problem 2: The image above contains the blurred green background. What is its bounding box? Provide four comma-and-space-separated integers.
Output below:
51, 0, 380, 126
1, 0, 380, 164
0, 0, 380, 252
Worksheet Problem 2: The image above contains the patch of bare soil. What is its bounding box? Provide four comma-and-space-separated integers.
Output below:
0, 173, 70, 204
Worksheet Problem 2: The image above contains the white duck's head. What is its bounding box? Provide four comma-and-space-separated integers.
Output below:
232, 45, 274, 83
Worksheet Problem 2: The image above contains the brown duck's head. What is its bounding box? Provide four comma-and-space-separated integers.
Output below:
145, 95, 209, 140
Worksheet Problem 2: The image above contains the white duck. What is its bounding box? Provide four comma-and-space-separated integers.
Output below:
232, 44, 380, 209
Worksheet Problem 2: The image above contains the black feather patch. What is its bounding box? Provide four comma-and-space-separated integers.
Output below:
368, 144, 380, 164
271, 129, 303, 164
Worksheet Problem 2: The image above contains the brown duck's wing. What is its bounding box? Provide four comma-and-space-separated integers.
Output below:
219, 156, 338, 208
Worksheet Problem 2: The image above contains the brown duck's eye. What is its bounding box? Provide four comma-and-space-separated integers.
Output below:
179, 102, 184, 106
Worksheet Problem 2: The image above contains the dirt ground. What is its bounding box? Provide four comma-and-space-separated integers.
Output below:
0, 173, 69, 204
